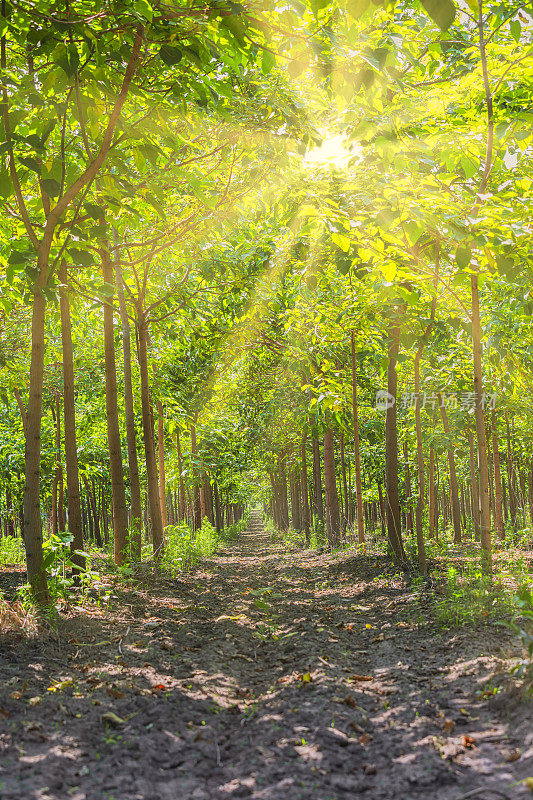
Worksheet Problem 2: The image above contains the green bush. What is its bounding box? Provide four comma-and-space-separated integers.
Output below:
507, 585, 533, 687
162, 520, 221, 574
0, 534, 25, 567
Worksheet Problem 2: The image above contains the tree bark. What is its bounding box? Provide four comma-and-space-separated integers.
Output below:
137, 313, 164, 559
100, 246, 129, 564
300, 430, 310, 544
156, 399, 168, 529
59, 261, 85, 574
492, 411, 504, 539
351, 332, 365, 543
311, 434, 324, 524
385, 315, 406, 565
471, 274, 491, 571
114, 243, 142, 560
438, 396, 462, 543
467, 428, 481, 540
323, 427, 340, 548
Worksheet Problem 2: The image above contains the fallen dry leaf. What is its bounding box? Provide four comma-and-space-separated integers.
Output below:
101, 712, 125, 727
359, 733, 373, 745
351, 674, 373, 682
443, 718, 455, 734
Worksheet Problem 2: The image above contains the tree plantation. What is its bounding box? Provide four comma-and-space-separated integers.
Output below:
0, 1, 532, 798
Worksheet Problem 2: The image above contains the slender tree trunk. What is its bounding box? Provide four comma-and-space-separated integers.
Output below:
59, 261, 85, 573
190, 423, 202, 532
505, 415, 517, 529
311, 434, 324, 524
114, 243, 142, 560
91, 478, 103, 548
385, 316, 406, 565
403, 440, 414, 539
339, 432, 348, 532
100, 246, 129, 565
137, 313, 164, 559
278, 456, 290, 529
214, 483, 223, 533
323, 427, 340, 547
290, 465, 301, 531
492, 412, 504, 539
471, 274, 491, 571
351, 332, 365, 543
23, 283, 49, 605
176, 430, 186, 521
300, 430, 310, 544
438, 396, 462, 543
468, 428, 481, 540
377, 480, 386, 538
156, 399, 167, 529
428, 446, 436, 539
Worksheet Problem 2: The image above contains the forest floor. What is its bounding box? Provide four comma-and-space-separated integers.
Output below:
1, 513, 532, 800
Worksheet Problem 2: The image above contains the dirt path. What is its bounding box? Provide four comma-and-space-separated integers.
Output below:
1, 512, 531, 800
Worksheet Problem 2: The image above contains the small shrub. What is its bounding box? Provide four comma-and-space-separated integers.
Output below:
0, 534, 25, 567
506, 585, 533, 687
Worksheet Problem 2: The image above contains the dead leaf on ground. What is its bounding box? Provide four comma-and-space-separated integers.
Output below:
504, 748, 521, 762
443, 718, 455, 734
101, 712, 125, 727
359, 733, 373, 745
350, 674, 373, 682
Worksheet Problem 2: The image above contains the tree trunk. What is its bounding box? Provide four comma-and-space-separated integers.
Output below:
339, 431, 349, 532
471, 274, 491, 571
290, 465, 301, 531
385, 316, 406, 565
114, 243, 142, 560
137, 313, 164, 559
23, 283, 49, 605
190, 423, 202, 531
59, 261, 85, 574
323, 427, 340, 548
300, 430, 310, 544
100, 246, 129, 565
467, 428, 480, 539
176, 430, 186, 521
311, 434, 324, 524
438, 396, 462, 543
351, 332, 365, 543
214, 483, 223, 533
429, 446, 436, 540
156, 399, 168, 529
505, 415, 517, 529
492, 412, 504, 539
403, 440, 414, 539
278, 456, 290, 529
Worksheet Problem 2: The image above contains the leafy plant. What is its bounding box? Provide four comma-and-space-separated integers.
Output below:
506, 586, 533, 687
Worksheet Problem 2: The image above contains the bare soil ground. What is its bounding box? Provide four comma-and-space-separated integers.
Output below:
1, 512, 532, 800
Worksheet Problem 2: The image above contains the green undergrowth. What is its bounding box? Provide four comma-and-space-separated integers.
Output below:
160, 517, 247, 576
0, 534, 25, 567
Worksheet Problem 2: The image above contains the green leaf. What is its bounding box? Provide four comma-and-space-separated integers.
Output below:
18, 156, 41, 174
0, 168, 13, 198
220, 14, 247, 48
346, 0, 370, 19
455, 245, 471, 269
84, 202, 105, 221
262, 49, 276, 74
420, 0, 456, 30
510, 20, 521, 42
159, 45, 183, 66
68, 248, 96, 267
331, 232, 350, 252
133, 0, 153, 22
41, 178, 61, 197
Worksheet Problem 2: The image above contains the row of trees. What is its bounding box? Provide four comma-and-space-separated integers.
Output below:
0, 0, 531, 603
